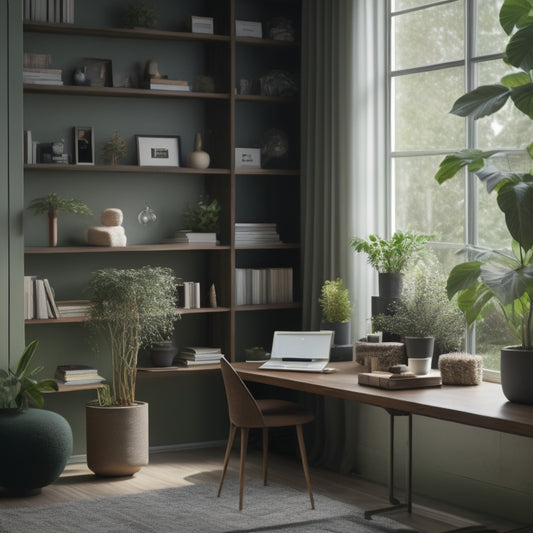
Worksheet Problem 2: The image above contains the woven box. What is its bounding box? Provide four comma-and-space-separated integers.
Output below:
438, 352, 483, 385
355, 342, 406, 371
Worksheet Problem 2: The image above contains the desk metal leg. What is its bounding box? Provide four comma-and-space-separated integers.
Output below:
365, 410, 412, 520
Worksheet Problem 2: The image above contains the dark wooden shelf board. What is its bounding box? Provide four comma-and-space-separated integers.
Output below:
235, 303, 302, 312
234, 168, 299, 176
23, 22, 231, 43
235, 94, 297, 104
24, 84, 230, 100
25, 244, 231, 254
24, 163, 231, 175
235, 243, 300, 250
178, 307, 230, 315
137, 364, 221, 375
235, 37, 299, 48
47, 382, 104, 393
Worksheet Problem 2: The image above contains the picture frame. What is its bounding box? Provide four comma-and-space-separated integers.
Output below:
81, 58, 113, 87
136, 135, 181, 167
74, 127, 95, 165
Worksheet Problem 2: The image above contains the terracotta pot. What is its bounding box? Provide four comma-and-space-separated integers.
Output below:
500, 346, 533, 404
86, 401, 149, 477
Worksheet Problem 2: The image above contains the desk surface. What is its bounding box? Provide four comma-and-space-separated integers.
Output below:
233, 362, 533, 438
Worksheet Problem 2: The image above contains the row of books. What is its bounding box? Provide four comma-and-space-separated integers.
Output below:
235, 267, 293, 305
148, 78, 191, 92
235, 223, 282, 245
23, 67, 63, 86
175, 346, 223, 366
177, 281, 202, 309
24, 0, 75, 24
54, 364, 105, 386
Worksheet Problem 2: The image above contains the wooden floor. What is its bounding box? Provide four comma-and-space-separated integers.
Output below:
0, 446, 525, 532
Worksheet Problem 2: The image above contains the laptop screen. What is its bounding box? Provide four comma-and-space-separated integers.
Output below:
271, 331, 333, 361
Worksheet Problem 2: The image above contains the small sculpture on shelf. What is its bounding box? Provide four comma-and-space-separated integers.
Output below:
101, 130, 128, 166
28, 193, 93, 247
87, 208, 127, 247
187, 132, 210, 169
260, 128, 289, 168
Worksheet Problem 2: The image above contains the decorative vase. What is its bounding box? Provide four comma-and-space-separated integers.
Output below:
500, 346, 533, 404
48, 209, 58, 247
320, 321, 351, 346
378, 272, 404, 298
0, 408, 73, 494
187, 133, 210, 169
86, 401, 149, 477
150, 341, 178, 367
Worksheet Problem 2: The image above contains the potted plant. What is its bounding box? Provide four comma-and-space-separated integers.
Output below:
101, 130, 127, 165
182, 197, 221, 233
350, 230, 430, 298
318, 278, 353, 345
0, 341, 73, 493
28, 192, 93, 247
85, 266, 179, 476
123, 1, 158, 29
373, 271, 465, 373
434, 0, 533, 403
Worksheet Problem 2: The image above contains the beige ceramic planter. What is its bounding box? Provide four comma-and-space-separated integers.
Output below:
86, 401, 149, 477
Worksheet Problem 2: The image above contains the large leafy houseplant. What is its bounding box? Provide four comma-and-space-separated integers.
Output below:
0, 340, 58, 409
86, 266, 179, 406
434, 0, 533, 352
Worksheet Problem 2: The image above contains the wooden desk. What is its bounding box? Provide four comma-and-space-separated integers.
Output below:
234, 361, 533, 528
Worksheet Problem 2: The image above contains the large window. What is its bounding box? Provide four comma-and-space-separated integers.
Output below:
389, 0, 533, 371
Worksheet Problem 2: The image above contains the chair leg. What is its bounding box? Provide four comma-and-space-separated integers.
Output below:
217, 423, 237, 497
296, 424, 315, 509
239, 427, 249, 511
262, 428, 269, 486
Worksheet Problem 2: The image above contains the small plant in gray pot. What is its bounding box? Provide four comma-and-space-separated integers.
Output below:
318, 278, 353, 345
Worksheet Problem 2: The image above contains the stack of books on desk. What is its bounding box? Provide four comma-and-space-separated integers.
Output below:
54, 364, 105, 386
175, 347, 223, 366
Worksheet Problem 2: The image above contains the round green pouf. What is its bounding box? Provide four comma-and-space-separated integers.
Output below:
0, 408, 73, 494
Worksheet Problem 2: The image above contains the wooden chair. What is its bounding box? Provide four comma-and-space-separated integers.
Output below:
217, 357, 315, 510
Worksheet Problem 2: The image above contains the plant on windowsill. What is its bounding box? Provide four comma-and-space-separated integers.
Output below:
84, 266, 179, 476
28, 193, 93, 247
350, 230, 431, 298
434, 0, 533, 403
319, 278, 353, 345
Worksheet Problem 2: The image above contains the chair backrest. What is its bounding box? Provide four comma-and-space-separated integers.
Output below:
220, 357, 264, 428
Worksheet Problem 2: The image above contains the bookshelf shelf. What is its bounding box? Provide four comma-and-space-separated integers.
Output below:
137, 364, 221, 376
24, 164, 231, 175
235, 303, 302, 312
25, 244, 231, 254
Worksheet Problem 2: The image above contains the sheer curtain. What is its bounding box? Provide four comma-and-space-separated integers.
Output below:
300, 0, 387, 471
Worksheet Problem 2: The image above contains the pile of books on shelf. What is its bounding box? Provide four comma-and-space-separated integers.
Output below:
148, 78, 191, 92
54, 364, 105, 386
175, 347, 223, 366
24, 276, 59, 319
177, 281, 202, 309
235, 267, 293, 305
235, 223, 282, 246
56, 300, 91, 319
23, 0, 75, 23
165, 231, 217, 245
23, 67, 63, 86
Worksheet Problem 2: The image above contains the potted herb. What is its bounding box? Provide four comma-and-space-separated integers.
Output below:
434, 0, 533, 403
318, 278, 353, 345
350, 230, 430, 297
101, 130, 127, 165
0, 341, 73, 493
85, 266, 179, 475
28, 193, 93, 247
183, 197, 221, 233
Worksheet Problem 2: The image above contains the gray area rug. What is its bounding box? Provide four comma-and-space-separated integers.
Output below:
0, 479, 417, 532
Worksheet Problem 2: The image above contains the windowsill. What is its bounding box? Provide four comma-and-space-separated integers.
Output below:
483, 368, 501, 384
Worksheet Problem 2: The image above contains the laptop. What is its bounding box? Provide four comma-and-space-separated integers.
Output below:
259, 331, 333, 372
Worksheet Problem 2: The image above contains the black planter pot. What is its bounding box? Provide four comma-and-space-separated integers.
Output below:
150, 342, 178, 367
320, 321, 351, 346
404, 336, 435, 358
500, 346, 533, 404
378, 272, 404, 298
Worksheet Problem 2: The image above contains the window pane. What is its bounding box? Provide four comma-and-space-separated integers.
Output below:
393, 67, 465, 152
392, 1, 463, 70
392, 0, 454, 13
394, 155, 465, 243
476, 61, 533, 149
476, 0, 506, 57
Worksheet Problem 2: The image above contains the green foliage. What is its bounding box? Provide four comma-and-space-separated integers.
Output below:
28, 193, 93, 215
373, 272, 465, 352
101, 131, 127, 164
183, 197, 221, 233
319, 278, 352, 323
0, 340, 58, 409
123, 1, 158, 29
350, 230, 431, 273
86, 266, 179, 406
434, 0, 533, 349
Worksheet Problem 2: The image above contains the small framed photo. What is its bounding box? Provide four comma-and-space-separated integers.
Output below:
81, 58, 113, 87
136, 135, 181, 167
74, 127, 95, 165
